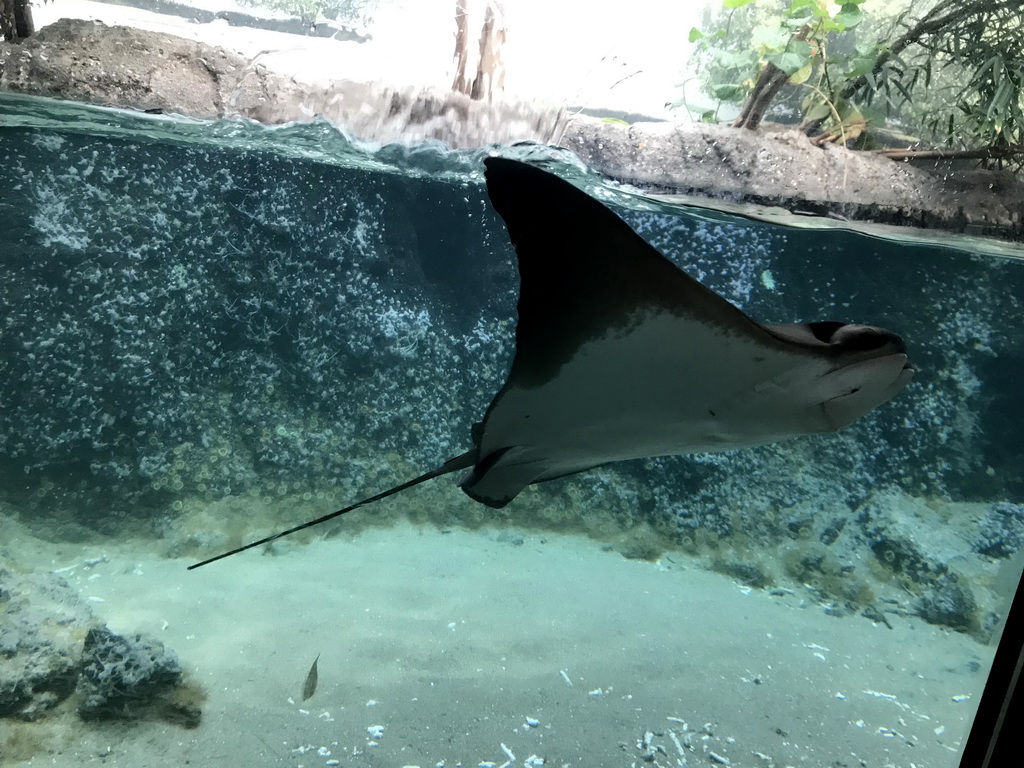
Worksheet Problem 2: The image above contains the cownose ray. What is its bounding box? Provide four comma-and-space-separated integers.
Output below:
188, 157, 914, 570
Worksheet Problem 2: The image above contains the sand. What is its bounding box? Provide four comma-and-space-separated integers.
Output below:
1, 516, 992, 768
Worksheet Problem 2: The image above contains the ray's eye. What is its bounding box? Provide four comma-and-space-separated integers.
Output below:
849, 333, 889, 351
831, 324, 906, 354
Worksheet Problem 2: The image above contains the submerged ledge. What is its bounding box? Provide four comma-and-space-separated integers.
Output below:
1, 17, 1022, 243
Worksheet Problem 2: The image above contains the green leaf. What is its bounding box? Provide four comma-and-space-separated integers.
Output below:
722, 0, 756, 8
858, 103, 887, 128
833, 4, 863, 30
854, 40, 878, 57
688, 27, 705, 43
715, 49, 759, 70
818, 17, 841, 34
804, 101, 833, 123
811, 1, 832, 17
845, 56, 875, 78
701, 109, 718, 123
972, 56, 998, 82
890, 76, 914, 104
907, 68, 921, 92
987, 80, 1012, 120
782, 14, 812, 30
766, 41, 812, 76
786, 0, 816, 12
789, 39, 813, 58
751, 24, 791, 50
767, 50, 810, 75
789, 61, 814, 85
711, 83, 747, 101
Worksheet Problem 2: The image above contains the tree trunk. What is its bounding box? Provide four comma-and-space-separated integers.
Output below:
872, 143, 1024, 161
733, 24, 810, 130
469, 1, 505, 101
13, 0, 33, 39
733, 63, 789, 130
1, 0, 13, 40
451, 0, 505, 101
451, 0, 471, 95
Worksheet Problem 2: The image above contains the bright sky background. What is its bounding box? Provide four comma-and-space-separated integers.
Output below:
34, 0, 715, 119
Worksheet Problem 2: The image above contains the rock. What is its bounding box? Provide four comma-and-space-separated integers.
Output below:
561, 117, 1024, 241
0, 647, 81, 721
857, 491, 972, 585
0, 18, 566, 148
0, 18, 255, 120
818, 517, 847, 546
77, 626, 199, 727
914, 572, 979, 633
0, 567, 98, 721
974, 502, 1024, 559
0, 562, 201, 727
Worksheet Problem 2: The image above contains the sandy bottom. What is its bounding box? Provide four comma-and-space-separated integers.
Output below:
1, 518, 993, 768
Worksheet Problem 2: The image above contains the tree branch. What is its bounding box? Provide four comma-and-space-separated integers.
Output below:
872, 143, 1024, 160
840, 0, 1024, 102
734, 23, 812, 130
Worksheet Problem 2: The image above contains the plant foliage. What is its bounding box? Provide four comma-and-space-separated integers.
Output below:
857, 0, 1024, 155
686, 0, 1024, 162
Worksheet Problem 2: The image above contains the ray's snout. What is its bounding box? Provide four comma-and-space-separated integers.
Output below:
826, 323, 915, 379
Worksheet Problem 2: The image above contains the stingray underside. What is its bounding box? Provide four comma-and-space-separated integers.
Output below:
461, 158, 913, 508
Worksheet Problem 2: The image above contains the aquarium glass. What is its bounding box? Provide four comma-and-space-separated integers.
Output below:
0, 13, 1022, 762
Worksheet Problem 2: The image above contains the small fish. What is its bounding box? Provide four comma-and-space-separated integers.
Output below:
302, 653, 320, 701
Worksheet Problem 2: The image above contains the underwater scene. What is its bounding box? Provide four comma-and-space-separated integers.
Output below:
1, 91, 1022, 768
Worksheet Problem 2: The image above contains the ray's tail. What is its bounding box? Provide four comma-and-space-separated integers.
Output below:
187, 451, 476, 570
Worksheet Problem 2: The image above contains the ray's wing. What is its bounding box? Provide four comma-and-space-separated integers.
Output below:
480, 158, 787, 389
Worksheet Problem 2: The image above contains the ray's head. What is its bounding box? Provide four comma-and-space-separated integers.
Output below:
799, 320, 915, 431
